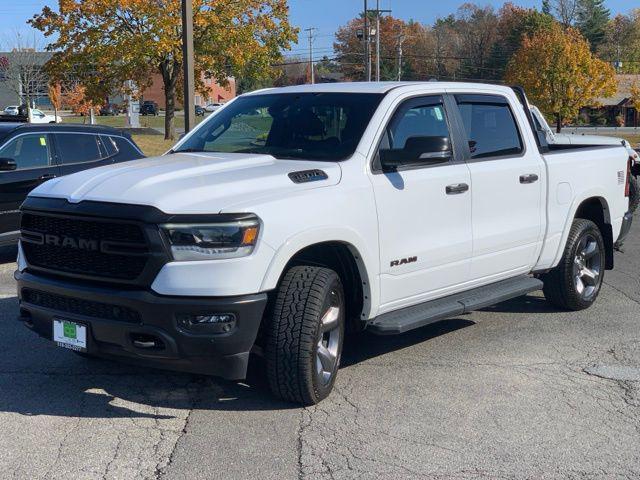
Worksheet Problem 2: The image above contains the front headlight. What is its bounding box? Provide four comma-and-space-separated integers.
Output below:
161, 219, 260, 261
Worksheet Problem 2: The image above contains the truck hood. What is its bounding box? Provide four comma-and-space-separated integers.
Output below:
30, 152, 342, 214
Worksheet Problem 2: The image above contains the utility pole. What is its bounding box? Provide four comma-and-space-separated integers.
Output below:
181, 0, 195, 134
364, 0, 370, 82
375, 0, 380, 82
305, 27, 317, 84
366, 3, 390, 82
396, 32, 405, 81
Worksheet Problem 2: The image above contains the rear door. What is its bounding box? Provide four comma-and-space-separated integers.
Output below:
53, 132, 116, 175
0, 132, 59, 236
369, 94, 473, 312
451, 93, 545, 281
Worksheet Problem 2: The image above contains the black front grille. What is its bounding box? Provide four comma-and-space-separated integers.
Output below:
21, 213, 149, 280
22, 288, 141, 323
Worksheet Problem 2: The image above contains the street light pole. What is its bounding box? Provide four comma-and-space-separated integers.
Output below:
181, 0, 195, 134
364, 0, 370, 82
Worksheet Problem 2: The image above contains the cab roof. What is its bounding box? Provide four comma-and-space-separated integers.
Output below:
244, 81, 515, 96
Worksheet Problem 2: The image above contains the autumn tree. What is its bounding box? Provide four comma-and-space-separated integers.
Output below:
486, 4, 554, 79
64, 84, 96, 120
598, 12, 640, 74
505, 24, 616, 132
545, 0, 579, 27
30, 0, 297, 140
333, 15, 438, 81
48, 82, 62, 118
452, 4, 500, 80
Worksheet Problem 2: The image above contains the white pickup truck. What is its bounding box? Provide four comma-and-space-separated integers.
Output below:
16, 82, 634, 404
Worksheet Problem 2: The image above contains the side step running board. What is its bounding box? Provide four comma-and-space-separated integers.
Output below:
368, 275, 543, 335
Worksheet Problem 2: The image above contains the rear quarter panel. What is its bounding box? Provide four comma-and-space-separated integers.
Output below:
534, 146, 629, 270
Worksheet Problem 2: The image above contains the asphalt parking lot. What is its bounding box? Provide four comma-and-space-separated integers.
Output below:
0, 220, 638, 480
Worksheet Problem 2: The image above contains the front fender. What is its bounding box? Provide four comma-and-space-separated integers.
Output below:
260, 227, 379, 319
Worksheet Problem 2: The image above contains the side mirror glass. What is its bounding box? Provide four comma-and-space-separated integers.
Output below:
0, 158, 17, 171
380, 135, 452, 169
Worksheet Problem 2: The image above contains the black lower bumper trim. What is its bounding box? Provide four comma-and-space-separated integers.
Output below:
16, 270, 268, 380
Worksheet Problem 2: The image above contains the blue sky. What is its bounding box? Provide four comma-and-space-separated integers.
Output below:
0, 0, 634, 54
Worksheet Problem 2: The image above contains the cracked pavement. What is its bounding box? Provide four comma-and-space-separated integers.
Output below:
0, 219, 638, 479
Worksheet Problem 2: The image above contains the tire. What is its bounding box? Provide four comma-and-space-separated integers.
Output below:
542, 219, 605, 311
265, 266, 345, 405
629, 174, 639, 213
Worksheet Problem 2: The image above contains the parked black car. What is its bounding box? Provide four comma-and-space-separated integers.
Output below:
0, 123, 145, 246
195, 105, 206, 116
140, 101, 159, 116
99, 104, 119, 116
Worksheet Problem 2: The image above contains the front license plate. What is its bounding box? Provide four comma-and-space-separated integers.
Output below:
53, 319, 87, 352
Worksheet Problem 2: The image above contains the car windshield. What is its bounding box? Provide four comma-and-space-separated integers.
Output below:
174, 92, 383, 161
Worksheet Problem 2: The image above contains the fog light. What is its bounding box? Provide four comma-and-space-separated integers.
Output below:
177, 313, 236, 334
191, 314, 235, 324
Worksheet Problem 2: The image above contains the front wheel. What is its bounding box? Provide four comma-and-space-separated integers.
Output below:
542, 219, 605, 311
265, 266, 345, 405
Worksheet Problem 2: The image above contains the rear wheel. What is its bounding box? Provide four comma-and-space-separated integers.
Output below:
542, 219, 605, 311
265, 266, 344, 405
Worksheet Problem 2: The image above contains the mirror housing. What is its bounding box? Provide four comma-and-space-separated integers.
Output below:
0, 158, 17, 171
379, 136, 452, 169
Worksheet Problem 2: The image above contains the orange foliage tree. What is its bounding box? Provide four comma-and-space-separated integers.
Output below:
30, 0, 297, 140
505, 23, 616, 132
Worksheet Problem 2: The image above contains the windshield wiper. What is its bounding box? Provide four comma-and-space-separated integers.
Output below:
173, 148, 209, 153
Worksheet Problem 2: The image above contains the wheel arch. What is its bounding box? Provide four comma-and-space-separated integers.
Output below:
261, 232, 376, 324
571, 196, 614, 269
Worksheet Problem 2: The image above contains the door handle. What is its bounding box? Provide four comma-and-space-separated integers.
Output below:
39, 174, 56, 180
446, 183, 469, 195
519, 173, 539, 184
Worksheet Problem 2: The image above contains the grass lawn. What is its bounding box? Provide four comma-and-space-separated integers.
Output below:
131, 135, 176, 157
62, 114, 207, 130
597, 133, 640, 146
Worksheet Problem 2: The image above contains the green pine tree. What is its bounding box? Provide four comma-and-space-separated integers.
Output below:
576, 0, 610, 51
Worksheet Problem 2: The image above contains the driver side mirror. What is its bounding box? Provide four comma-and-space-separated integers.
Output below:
379, 135, 453, 170
0, 158, 17, 171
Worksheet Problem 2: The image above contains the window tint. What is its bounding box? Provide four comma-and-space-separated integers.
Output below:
175, 93, 383, 161
55, 133, 102, 163
0, 134, 52, 169
456, 95, 523, 159
389, 103, 449, 149
100, 135, 118, 157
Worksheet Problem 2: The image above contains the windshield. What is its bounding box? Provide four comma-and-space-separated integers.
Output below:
174, 92, 383, 161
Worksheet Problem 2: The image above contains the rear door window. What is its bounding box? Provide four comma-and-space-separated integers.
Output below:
455, 94, 523, 159
54, 133, 103, 164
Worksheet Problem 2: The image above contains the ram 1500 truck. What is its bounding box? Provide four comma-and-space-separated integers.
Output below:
15, 82, 634, 405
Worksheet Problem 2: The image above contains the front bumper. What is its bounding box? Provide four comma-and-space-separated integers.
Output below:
16, 271, 268, 380
615, 211, 634, 247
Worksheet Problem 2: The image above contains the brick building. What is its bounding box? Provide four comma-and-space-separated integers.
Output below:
141, 73, 236, 109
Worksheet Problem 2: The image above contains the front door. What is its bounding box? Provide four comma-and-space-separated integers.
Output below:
452, 93, 545, 281
0, 133, 59, 237
369, 95, 473, 313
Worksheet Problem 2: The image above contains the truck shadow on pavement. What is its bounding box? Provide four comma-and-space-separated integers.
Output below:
0, 246, 17, 265
0, 294, 555, 417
